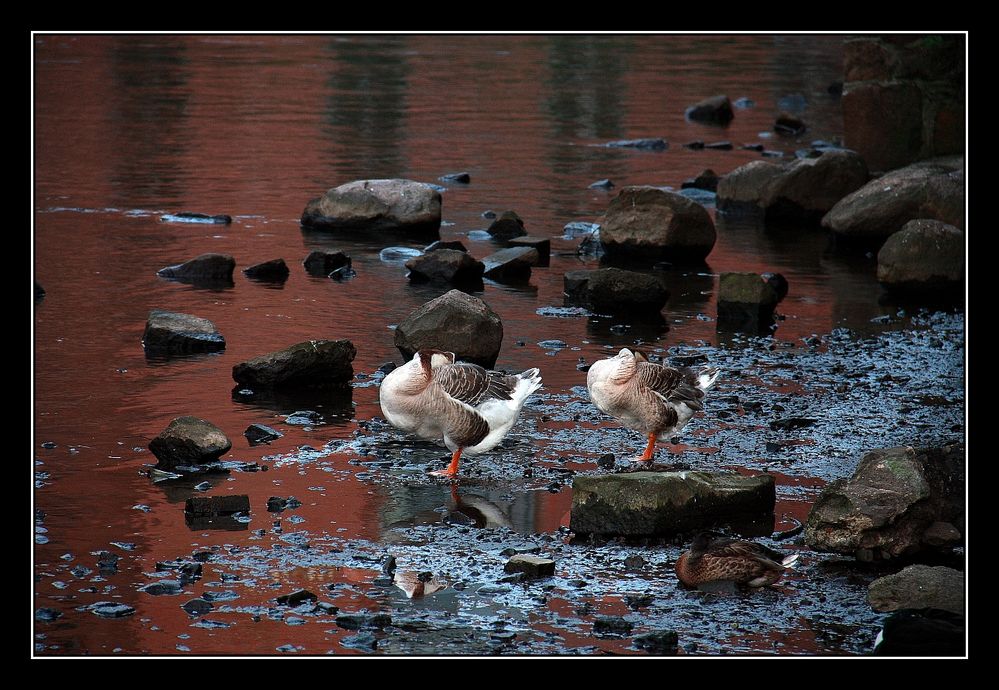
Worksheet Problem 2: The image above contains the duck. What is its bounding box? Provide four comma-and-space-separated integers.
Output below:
675, 531, 799, 588
873, 608, 964, 656
378, 349, 542, 477
586, 348, 719, 461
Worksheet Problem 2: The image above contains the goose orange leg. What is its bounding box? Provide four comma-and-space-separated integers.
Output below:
639, 433, 656, 462
431, 448, 463, 477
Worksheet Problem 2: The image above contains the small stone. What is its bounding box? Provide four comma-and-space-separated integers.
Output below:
605, 138, 667, 150
589, 179, 614, 189
634, 630, 679, 655
35, 608, 63, 622
276, 589, 318, 607
335, 613, 392, 630
156, 253, 235, 285
623, 555, 646, 571
92, 602, 136, 618
597, 453, 616, 469
593, 616, 633, 636
140, 580, 183, 596
486, 210, 527, 240
504, 554, 556, 578
704, 141, 733, 150
243, 259, 290, 281
769, 418, 817, 431
775, 113, 807, 135
303, 250, 351, 277
685, 95, 734, 124
193, 481, 211, 492
181, 598, 214, 617
439, 172, 471, 184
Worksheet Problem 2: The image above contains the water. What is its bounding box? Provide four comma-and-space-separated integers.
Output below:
33, 34, 964, 656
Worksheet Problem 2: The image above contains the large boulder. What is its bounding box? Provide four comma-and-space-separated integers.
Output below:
877, 219, 964, 292
822, 158, 964, 246
143, 310, 225, 355
599, 186, 716, 263
394, 290, 503, 369
805, 445, 964, 561
481, 247, 538, 283
301, 179, 442, 236
232, 340, 356, 389
569, 472, 775, 537
716, 161, 788, 213
156, 253, 235, 285
760, 150, 870, 223
564, 268, 669, 315
149, 416, 232, 470
868, 565, 964, 615
685, 95, 734, 124
404, 249, 484, 285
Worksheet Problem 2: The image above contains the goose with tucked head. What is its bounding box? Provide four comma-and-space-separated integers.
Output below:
675, 531, 799, 588
379, 349, 542, 477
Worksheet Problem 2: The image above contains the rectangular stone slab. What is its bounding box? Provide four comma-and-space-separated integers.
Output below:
569, 471, 775, 536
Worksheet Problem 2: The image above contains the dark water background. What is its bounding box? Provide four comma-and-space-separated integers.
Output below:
33, 34, 964, 656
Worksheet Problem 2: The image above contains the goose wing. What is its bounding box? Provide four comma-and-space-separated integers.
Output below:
705, 538, 787, 571
432, 362, 516, 406
637, 362, 705, 411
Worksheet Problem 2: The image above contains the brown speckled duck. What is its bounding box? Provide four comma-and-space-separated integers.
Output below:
587, 348, 719, 461
378, 350, 542, 477
675, 532, 799, 588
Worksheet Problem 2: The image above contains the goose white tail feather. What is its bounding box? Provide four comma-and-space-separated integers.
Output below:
697, 367, 720, 391
781, 554, 800, 569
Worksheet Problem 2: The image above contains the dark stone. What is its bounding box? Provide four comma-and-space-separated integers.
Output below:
600, 186, 716, 263
868, 566, 964, 614
683, 141, 705, 150
405, 249, 484, 285
232, 339, 356, 390
156, 253, 235, 285
843, 82, 923, 172
564, 268, 669, 315
741, 143, 765, 152
244, 424, 283, 445
481, 247, 538, 283
267, 496, 302, 512
605, 138, 668, 150
569, 472, 776, 536
142, 310, 225, 355
161, 212, 232, 224
680, 169, 719, 193
623, 555, 646, 571
503, 554, 556, 578
482, 210, 497, 219
92, 602, 136, 618
335, 613, 392, 630
303, 250, 351, 277
775, 113, 807, 135
597, 453, 616, 469
704, 141, 733, 150
181, 598, 214, 616
439, 172, 470, 183
35, 607, 63, 622
140, 579, 183, 596
761, 273, 789, 302
769, 417, 817, 431
243, 259, 290, 281
563, 221, 601, 238
301, 179, 442, 236
424, 240, 468, 253
508, 236, 551, 266
717, 273, 779, 332
276, 589, 318, 607
761, 150, 785, 158
185, 494, 250, 517
193, 481, 211, 491
828, 81, 844, 95
394, 290, 504, 369
589, 179, 614, 189
874, 608, 964, 656
593, 616, 633, 636
678, 188, 716, 207
149, 416, 232, 470
804, 444, 965, 560
487, 211, 527, 240
685, 95, 734, 124
877, 219, 963, 292
760, 150, 870, 224
634, 630, 679, 655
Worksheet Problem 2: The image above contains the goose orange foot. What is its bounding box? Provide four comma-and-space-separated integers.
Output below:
430, 448, 463, 477
638, 433, 656, 462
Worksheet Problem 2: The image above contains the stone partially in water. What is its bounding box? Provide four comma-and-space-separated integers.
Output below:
35, 607, 63, 622
394, 290, 504, 369
276, 589, 318, 607
868, 565, 964, 615
232, 339, 356, 390
486, 211, 527, 240
716, 273, 780, 332
480, 246, 538, 283
301, 179, 442, 236
244, 424, 283, 445
508, 236, 550, 266
140, 579, 183, 596
503, 554, 556, 578
681, 169, 720, 192
243, 258, 290, 282
405, 249, 484, 285
143, 310, 225, 355
439, 172, 471, 184
633, 630, 679, 655
604, 138, 668, 150
92, 602, 136, 618
685, 95, 734, 124
148, 417, 232, 470
569, 471, 776, 536
303, 250, 351, 278
156, 253, 235, 285
716, 161, 787, 213
877, 219, 964, 293
600, 186, 716, 263
760, 150, 869, 224
774, 113, 807, 135
335, 612, 392, 630
593, 616, 633, 636
564, 268, 670, 315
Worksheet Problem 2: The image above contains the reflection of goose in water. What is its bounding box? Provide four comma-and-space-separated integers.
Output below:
448, 484, 513, 530
379, 349, 542, 477
873, 608, 964, 656
393, 570, 448, 599
675, 531, 798, 588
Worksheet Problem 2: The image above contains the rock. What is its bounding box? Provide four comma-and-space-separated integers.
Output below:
704, 141, 733, 150
243, 259, 290, 281
140, 579, 183, 596
394, 290, 503, 369
424, 240, 468, 253
232, 339, 356, 389
301, 179, 442, 236
868, 565, 964, 615
508, 236, 550, 266
633, 630, 679, 655
564, 268, 669, 315
303, 250, 351, 278
267, 496, 302, 512
92, 602, 136, 618
569, 471, 776, 536
276, 589, 318, 607
381, 555, 397, 574
142, 310, 225, 355
160, 212, 232, 224
804, 445, 964, 560
335, 613, 392, 630
822, 158, 964, 245
181, 598, 214, 616
876, 220, 964, 292
717, 273, 780, 331
843, 82, 923, 172
185, 495, 250, 516
685, 95, 734, 124
36, 607, 63, 622
563, 221, 601, 238
760, 150, 870, 224
487, 211, 527, 240
623, 555, 646, 571
761, 272, 789, 302
741, 143, 765, 152
593, 616, 633, 636
774, 113, 807, 135
589, 179, 614, 189
600, 186, 716, 263
576, 232, 605, 258
379, 247, 423, 263
681, 169, 719, 193
244, 424, 283, 445
922, 521, 962, 547
769, 417, 817, 431
405, 249, 484, 285
605, 138, 668, 150
439, 172, 470, 183
504, 555, 556, 578
716, 161, 787, 213
683, 141, 705, 150
481, 247, 538, 283
677, 188, 716, 207
761, 150, 785, 159
149, 417, 232, 470
156, 253, 235, 285
597, 453, 616, 470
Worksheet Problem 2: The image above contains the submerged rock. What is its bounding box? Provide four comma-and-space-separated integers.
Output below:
508, 236, 551, 266
303, 250, 352, 278
600, 186, 716, 263
804, 445, 964, 560
481, 246, 538, 283
149, 417, 232, 470
405, 249, 484, 285
157, 253, 235, 285
487, 211, 527, 240
760, 150, 870, 224
774, 113, 807, 135
243, 258, 290, 281
301, 179, 442, 236
569, 471, 775, 536
244, 424, 283, 445
605, 138, 668, 150
877, 219, 964, 292
868, 565, 964, 615
685, 95, 734, 124
394, 290, 503, 369
232, 339, 356, 389
564, 268, 669, 315
143, 310, 225, 355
